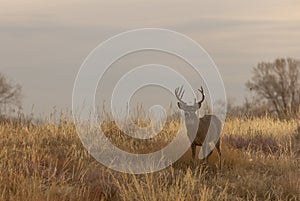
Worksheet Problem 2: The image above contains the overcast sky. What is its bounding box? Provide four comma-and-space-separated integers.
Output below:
1, 0, 300, 115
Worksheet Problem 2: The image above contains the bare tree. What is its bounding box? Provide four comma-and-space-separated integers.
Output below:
246, 58, 300, 118
0, 73, 22, 114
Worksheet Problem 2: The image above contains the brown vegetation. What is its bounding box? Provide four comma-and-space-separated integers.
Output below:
0, 115, 299, 201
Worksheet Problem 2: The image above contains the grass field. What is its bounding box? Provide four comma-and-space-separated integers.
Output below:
0, 115, 299, 201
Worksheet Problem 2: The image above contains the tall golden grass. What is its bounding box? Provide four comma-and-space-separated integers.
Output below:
0, 114, 299, 201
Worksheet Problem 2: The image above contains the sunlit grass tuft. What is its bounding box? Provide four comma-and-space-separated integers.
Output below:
0, 114, 299, 200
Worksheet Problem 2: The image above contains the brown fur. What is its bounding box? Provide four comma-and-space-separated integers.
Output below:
189, 115, 222, 169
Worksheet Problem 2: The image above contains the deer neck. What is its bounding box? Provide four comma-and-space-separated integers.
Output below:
185, 113, 200, 136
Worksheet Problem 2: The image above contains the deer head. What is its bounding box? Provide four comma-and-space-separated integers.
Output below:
175, 86, 205, 131
175, 86, 205, 115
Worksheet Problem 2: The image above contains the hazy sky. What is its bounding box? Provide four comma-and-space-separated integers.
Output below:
1, 0, 300, 115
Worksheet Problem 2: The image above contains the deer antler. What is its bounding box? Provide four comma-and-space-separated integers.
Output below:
197, 86, 205, 104
175, 86, 186, 104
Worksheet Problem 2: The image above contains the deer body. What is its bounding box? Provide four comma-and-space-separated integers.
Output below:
190, 115, 222, 166
175, 86, 222, 169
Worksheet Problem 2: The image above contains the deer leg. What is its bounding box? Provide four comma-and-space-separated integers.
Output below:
215, 141, 222, 170
190, 144, 197, 168
201, 142, 210, 165
204, 150, 213, 163
191, 143, 196, 160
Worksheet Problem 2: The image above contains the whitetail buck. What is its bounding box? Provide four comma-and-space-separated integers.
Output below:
175, 86, 222, 169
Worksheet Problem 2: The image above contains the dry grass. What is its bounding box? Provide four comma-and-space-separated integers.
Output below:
0, 115, 299, 201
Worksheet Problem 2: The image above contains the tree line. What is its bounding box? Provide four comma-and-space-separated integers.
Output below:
1, 57, 300, 119
228, 58, 300, 119
0, 73, 22, 114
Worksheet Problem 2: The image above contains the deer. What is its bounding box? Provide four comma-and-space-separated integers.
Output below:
175, 86, 222, 169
